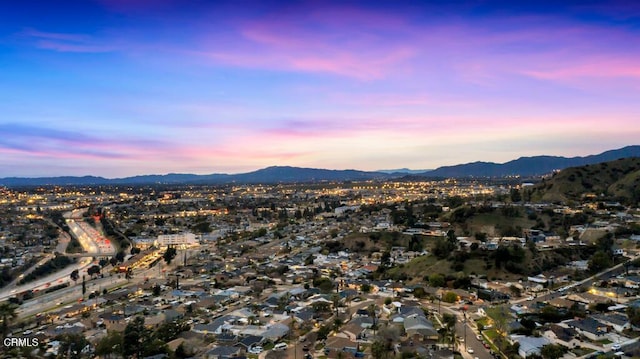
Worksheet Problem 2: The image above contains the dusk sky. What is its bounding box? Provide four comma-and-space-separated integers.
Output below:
1, 1, 639, 178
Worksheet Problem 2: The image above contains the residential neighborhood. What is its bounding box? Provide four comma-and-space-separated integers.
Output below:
0, 175, 639, 359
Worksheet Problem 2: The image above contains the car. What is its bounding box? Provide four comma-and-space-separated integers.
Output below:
476, 335, 482, 340
467, 348, 474, 354
274, 343, 288, 351
527, 296, 534, 301
303, 346, 309, 352
612, 344, 621, 351
249, 346, 263, 354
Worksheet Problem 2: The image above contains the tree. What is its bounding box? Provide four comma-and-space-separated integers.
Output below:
313, 276, 334, 293
155, 320, 190, 342
87, 265, 101, 278
95, 330, 123, 358
333, 317, 343, 332
371, 340, 387, 359
123, 316, 152, 358
70, 269, 79, 283
380, 251, 391, 267
442, 291, 458, 303
627, 306, 640, 327
163, 246, 177, 265
413, 287, 427, 299
82, 275, 86, 297
540, 344, 567, 359
428, 273, 445, 288
317, 324, 331, 340
368, 304, 378, 334
0, 301, 18, 337
152, 284, 162, 296
56, 333, 89, 359
510, 188, 522, 202
433, 238, 456, 259
442, 313, 457, 350
589, 250, 613, 273
175, 342, 191, 359
331, 294, 341, 317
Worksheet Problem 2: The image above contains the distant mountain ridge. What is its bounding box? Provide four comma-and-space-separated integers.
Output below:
377, 168, 433, 174
422, 145, 640, 178
0, 166, 392, 186
1, 146, 639, 186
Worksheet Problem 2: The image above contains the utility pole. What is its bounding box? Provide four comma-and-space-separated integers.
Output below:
463, 314, 467, 351
462, 305, 468, 351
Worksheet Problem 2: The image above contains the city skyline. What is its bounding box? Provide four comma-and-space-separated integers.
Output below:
1, 1, 639, 177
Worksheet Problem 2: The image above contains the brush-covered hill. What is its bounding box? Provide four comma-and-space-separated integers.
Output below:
529, 157, 640, 203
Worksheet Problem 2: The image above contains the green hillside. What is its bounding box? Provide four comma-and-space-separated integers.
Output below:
529, 157, 640, 204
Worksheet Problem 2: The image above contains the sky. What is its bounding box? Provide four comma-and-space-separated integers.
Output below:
1, 0, 639, 178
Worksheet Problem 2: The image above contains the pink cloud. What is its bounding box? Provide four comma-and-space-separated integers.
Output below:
193, 5, 416, 80
35, 40, 115, 53
523, 58, 640, 80
22, 29, 90, 42
23, 28, 116, 53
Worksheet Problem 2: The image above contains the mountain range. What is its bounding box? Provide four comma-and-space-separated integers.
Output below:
1, 145, 639, 186
424, 145, 640, 178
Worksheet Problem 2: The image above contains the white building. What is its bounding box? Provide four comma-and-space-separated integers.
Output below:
156, 232, 198, 248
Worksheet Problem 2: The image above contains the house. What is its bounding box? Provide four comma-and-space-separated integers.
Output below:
205, 346, 242, 359
477, 289, 510, 303
292, 307, 315, 323
592, 313, 631, 333
236, 335, 264, 350
403, 315, 438, 340
261, 323, 290, 341
547, 297, 575, 310
325, 336, 359, 356
565, 318, 609, 340
543, 324, 580, 348
511, 335, 551, 358
342, 322, 367, 342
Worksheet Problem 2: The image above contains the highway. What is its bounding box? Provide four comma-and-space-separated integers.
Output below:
0, 208, 115, 303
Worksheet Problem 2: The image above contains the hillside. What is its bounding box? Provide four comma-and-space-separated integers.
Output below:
423, 145, 640, 177
529, 157, 640, 203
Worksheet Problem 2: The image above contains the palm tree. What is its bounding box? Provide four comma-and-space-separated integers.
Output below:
368, 304, 378, 335
331, 293, 341, 317
0, 301, 18, 337
333, 317, 343, 332
442, 313, 457, 351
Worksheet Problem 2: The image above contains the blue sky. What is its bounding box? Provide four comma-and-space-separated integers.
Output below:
1, 0, 639, 177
